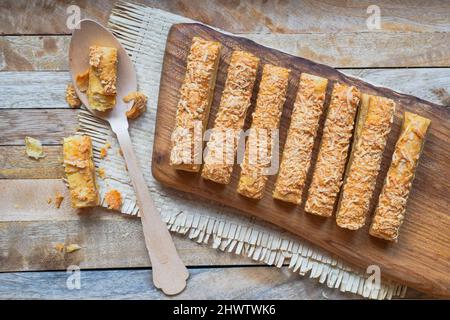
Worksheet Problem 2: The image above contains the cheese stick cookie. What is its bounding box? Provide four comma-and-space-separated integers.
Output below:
305, 83, 361, 217
87, 46, 117, 111
336, 94, 396, 229
273, 73, 328, 204
237, 64, 290, 199
370, 112, 430, 241
202, 51, 259, 184
170, 37, 221, 172
63, 135, 99, 208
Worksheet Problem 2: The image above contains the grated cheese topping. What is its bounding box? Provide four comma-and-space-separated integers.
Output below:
273, 73, 328, 204
336, 95, 395, 230
202, 51, 259, 184
170, 37, 221, 172
370, 112, 430, 241
305, 83, 361, 217
237, 64, 290, 199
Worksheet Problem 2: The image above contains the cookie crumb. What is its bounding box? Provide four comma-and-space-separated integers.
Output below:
66, 83, 82, 108
97, 167, 106, 179
105, 189, 122, 211
124, 91, 148, 119
66, 244, 82, 253
55, 192, 64, 208
99, 142, 111, 159
55, 243, 65, 252
25, 136, 45, 159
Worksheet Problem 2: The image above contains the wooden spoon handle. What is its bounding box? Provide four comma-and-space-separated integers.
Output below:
114, 126, 189, 295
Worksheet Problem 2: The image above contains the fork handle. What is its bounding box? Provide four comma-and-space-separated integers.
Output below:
114, 126, 189, 295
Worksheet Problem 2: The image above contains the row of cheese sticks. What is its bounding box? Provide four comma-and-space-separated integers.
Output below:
169, 37, 431, 241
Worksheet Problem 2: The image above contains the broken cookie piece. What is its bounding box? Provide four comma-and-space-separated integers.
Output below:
55, 243, 65, 253
66, 244, 82, 253
87, 46, 118, 111
99, 141, 111, 159
76, 69, 89, 92
63, 135, 99, 208
25, 136, 45, 159
97, 167, 106, 179
66, 83, 82, 108
124, 91, 148, 119
105, 189, 122, 211
55, 192, 64, 208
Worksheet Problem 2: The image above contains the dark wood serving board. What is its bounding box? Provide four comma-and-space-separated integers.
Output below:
152, 23, 450, 297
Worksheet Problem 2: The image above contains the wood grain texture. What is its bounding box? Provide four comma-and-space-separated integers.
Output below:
0, 109, 79, 146
342, 69, 450, 107
0, 179, 260, 270
2, 34, 450, 70
0, 146, 63, 179
0, 220, 259, 271
1, 0, 449, 35
0, 72, 70, 108
0, 36, 69, 71
153, 24, 450, 297
248, 32, 450, 68
0, 267, 433, 300
0, 267, 358, 300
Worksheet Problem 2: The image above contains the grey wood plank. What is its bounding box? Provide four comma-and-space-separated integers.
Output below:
2, 32, 450, 70
0, 146, 64, 179
0, 36, 69, 71
249, 32, 450, 68
0, 267, 433, 300
1, 69, 449, 111
1, 0, 449, 35
0, 267, 357, 300
0, 220, 260, 272
0, 109, 79, 146
0, 179, 259, 271
0, 72, 69, 108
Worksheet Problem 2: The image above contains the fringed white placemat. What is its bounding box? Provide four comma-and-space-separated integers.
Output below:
77, 1, 407, 299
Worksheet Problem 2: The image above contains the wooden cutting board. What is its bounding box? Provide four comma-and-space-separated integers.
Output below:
152, 23, 450, 297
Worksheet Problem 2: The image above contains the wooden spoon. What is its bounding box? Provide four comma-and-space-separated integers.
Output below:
69, 19, 189, 295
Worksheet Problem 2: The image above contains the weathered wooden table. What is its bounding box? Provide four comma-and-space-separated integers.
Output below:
1, 0, 448, 299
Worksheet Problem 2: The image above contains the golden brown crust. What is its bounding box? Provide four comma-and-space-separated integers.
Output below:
201, 51, 260, 184
63, 135, 99, 208
87, 46, 118, 111
66, 83, 82, 108
170, 37, 221, 172
89, 46, 117, 95
336, 95, 396, 230
305, 83, 361, 217
273, 73, 328, 204
124, 91, 148, 119
237, 64, 290, 199
75, 69, 89, 92
369, 112, 430, 241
